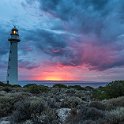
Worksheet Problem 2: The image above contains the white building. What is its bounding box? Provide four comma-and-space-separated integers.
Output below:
7, 26, 20, 84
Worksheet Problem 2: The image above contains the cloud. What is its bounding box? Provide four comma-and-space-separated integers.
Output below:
1, 0, 124, 73
21, 0, 124, 71
19, 59, 40, 70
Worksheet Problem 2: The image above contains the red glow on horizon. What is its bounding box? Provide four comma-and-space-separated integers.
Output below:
36, 71, 74, 81
33, 64, 79, 81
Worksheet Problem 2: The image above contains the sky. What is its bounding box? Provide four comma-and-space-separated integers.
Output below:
0, 0, 124, 82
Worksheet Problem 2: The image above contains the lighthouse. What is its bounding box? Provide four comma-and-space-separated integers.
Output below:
7, 26, 20, 84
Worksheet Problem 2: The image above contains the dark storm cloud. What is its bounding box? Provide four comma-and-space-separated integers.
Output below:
24, 29, 67, 56
23, 0, 124, 71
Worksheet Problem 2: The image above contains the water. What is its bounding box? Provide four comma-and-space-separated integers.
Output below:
19, 80, 108, 88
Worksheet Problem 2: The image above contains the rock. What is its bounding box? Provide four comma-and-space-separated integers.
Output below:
0, 121, 10, 124
57, 108, 71, 122
0, 117, 11, 124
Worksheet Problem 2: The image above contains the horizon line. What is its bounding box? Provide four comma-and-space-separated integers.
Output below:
18, 80, 108, 83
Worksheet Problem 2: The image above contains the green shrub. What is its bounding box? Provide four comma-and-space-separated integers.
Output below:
32, 108, 60, 124
68, 85, 85, 90
11, 84, 21, 88
61, 96, 83, 108
105, 107, 124, 124
84, 107, 105, 120
65, 107, 105, 124
103, 96, 124, 110
105, 80, 124, 98
93, 80, 124, 100
2, 87, 12, 92
92, 88, 109, 100
0, 94, 24, 117
23, 84, 37, 88
25, 85, 49, 94
85, 86, 94, 91
12, 99, 45, 122
53, 84, 67, 88
89, 101, 106, 110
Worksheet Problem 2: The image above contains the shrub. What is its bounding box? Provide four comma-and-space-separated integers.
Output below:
23, 120, 33, 124
93, 80, 124, 100
53, 84, 67, 88
89, 101, 106, 110
82, 120, 96, 124
12, 99, 45, 122
2, 87, 12, 92
85, 86, 94, 91
12, 100, 31, 122
25, 85, 49, 94
92, 88, 109, 100
23, 84, 37, 88
0, 81, 6, 87
68, 85, 85, 90
84, 107, 105, 120
103, 96, 124, 110
105, 80, 124, 98
61, 96, 83, 108
65, 107, 105, 124
105, 107, 124, 124
32, 108, 60, 124
0, 93, 24, 117
11, 84, 21, 88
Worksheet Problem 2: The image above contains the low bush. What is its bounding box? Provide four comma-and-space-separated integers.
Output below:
0, 93, 24, 117
25, 85, 49, 94
68, 85, 85, 90
105, 80, 124, 98
23, 84, 37, 88
2, 87, 12, 92
93, 80, 124, 100
92, 87, 109, 100
0, 81, 6, 87
53, 84, 67, 88
65, 107, 105, 124
12, 99, 45, 122
32, 108, 60, 124
89, 101, 106, 110
105, 107, 124, 124
103, 96, 124, 110
61, 96, 83, 108
85, 86, 94, 91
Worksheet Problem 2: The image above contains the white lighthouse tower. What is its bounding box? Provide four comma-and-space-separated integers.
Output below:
7, 26, 20, 84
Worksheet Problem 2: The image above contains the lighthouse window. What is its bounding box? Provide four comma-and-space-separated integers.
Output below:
13, 30, 16, 34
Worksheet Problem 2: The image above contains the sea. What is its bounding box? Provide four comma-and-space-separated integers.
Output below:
19, 80, 108, 88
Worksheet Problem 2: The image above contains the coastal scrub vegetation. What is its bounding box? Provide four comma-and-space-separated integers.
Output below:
0, 80, 124, 124
93, 80, 124, 100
